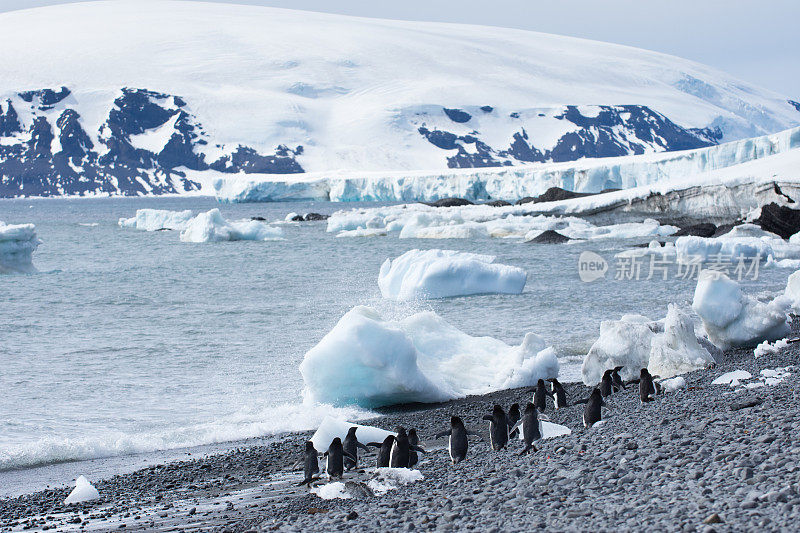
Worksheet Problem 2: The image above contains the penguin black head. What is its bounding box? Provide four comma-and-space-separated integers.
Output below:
509, 403, 520, 415
384, 435, 395, 445
523, 401, 536, 414
305, 441, 316, 452
537, 378, 546, 388
492, 404, 505, 417
590, 387, 602, 399
641, 368, 651, 378
603, 369, 613, 377
450, 415, 464, 428
395, 427, 407, 438
330, 437, 342, 448
613, 366, 624, 372
408, 428, 418, 439
346, 426, 358, 437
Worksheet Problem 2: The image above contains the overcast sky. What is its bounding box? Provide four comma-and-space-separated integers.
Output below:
2, 0, 797, 96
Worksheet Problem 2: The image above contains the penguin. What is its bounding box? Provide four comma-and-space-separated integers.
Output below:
389, 427, 426, 468
366, 435, 395, 468
324, 437, 355, 479
342, 426, 370, 471
297, 440, 320, 486
581, 388, 606, 428
482, 404, 509, 451
611, 366, 626, 391
531, 379, 554, 412
599, 369, 614, 397
507, 403, 521, 439
408, 429, 420, 468
639, 368, 661, 402
435, 416, 474, 464
509, 402, 542, 455
547, 378, 568, 409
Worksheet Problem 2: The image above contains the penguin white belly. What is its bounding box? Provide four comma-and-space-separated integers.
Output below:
448, 436, 453, 462
389, 441, 398, 466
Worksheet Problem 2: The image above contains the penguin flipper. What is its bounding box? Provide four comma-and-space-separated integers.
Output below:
509, 420, 524, 435
626, 378, 641, 385
509, 429, 519, 438
356, 442, 370, 452
365, 442, 382, 448
482, 415, 493, 422
573, 398, 589, 405
343, 451, 357, 461
410, 445, 427, 454
434, 430, 451, 438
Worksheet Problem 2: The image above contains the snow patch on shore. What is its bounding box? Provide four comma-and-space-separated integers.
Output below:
378, 249, 526, 300
300, 306, 558, 408
367, 468, 424, 495
0, 220, 40, 274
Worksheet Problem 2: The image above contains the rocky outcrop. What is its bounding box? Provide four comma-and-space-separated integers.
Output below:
754, 203, 800, 239
526, 230, 571, 244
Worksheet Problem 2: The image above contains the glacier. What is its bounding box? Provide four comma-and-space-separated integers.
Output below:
299, 306, 558, 408
0, 220, 40, 274
214, 126, 800, 206
692, 271, 790, 349
179, 209, 283, 243
378, 249, 527, 300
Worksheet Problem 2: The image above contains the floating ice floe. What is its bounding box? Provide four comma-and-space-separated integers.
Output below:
310, 416, 395, 452
754, 338, 791, 358
378, 249, 526, 301
64, 475, 100, 505
581, 305, 714, 384
179, 209, 283, 242
367, 468, 425, 495
326, 203, 677, 242
300, 306, 558, 407
0, 220, 40, 274
118, 209, 194, 231
674, 223, 800, 264
692, 271, 790, 349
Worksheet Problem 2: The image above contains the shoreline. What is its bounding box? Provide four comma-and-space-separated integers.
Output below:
2, 327, 799, 531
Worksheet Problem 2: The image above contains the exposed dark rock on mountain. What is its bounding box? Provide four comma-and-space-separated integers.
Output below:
423, 198, 474, 208
674, 223, 717, 237
483, 200, 511, 207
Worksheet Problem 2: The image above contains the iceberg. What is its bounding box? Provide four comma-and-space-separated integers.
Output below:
0, 220, 40, 274
582, 306, 714, 384
64, 475, 100, 505
179, 209, 283, 242
299, 306, 558, 408
118, 209, 194, 231
378, 249, 526, 301
692, 271, 790, 349
783, 270, 800, 310
675, 224, 800, 264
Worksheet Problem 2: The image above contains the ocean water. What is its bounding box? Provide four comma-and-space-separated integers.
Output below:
0, 197, 791, 482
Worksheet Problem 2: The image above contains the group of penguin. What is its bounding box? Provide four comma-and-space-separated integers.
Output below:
301, 368, 662, 484
300, 427, 425, 485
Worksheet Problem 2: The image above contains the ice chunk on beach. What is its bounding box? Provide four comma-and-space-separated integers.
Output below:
0, 221, 40, 274
582, 306, 714, 384
754, 338, 791, 357
118, 209, 194, 231
311, 482, 350, 500
310, 416, 395, 452
378, 249, 526, 301
660, 376, 687, 392
179, 209, 283, 242
692, 271, 790, 349
582, 314, 658, 384
783, 270, 800, 310
711, 370, 752, 385
300, 306, 558, 407
64, 475, 99, 505
367, 468, 424, 495
649, 305, 714, 379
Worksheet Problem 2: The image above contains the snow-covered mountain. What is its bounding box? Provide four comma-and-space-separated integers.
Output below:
0, 1, 798, 198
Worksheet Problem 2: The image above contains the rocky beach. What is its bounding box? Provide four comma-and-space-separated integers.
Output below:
2, 321, 798, 533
